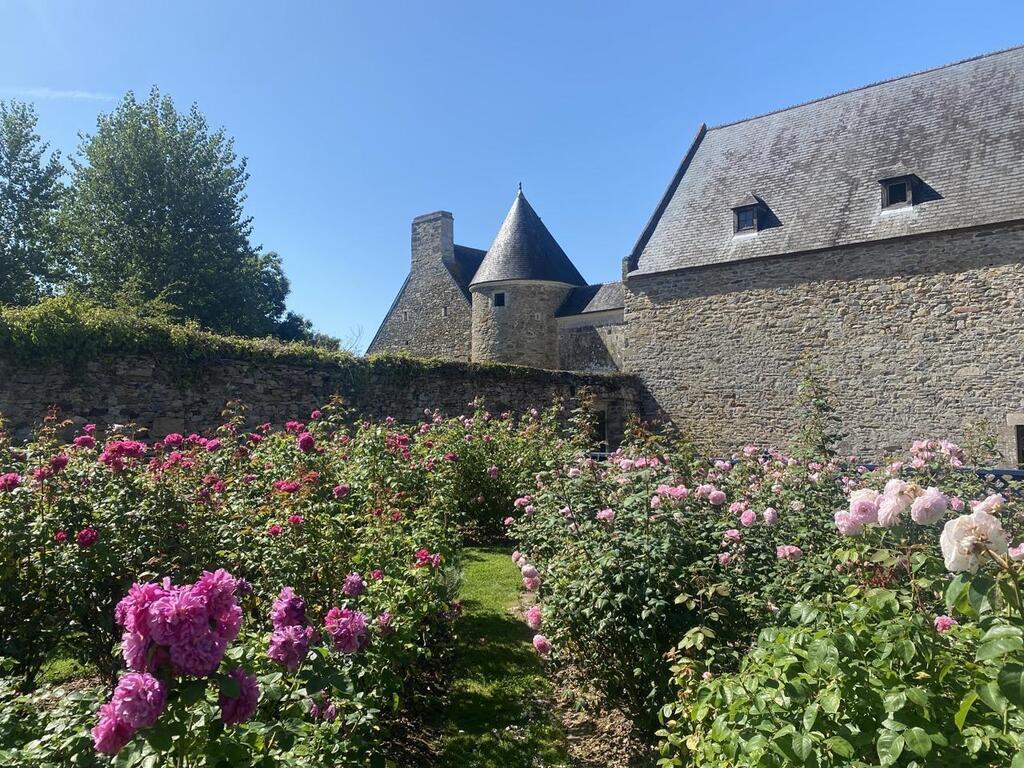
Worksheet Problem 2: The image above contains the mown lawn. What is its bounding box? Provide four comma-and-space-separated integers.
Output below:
439, 548, 569, 767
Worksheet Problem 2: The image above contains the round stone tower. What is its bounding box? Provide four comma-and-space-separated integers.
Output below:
470, 189, 587, 368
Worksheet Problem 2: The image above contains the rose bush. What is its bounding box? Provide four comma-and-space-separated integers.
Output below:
0, 397, 577, 764
509, 437, 854, 730
656, 441, 1024, 766
510, 428, 1024, 761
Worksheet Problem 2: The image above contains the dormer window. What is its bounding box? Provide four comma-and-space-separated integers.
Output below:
735, 207, 757, 233
880, 174, 919, 210
732, 193, 766, 235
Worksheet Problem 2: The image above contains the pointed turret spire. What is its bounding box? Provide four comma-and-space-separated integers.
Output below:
469, 189, 586, 287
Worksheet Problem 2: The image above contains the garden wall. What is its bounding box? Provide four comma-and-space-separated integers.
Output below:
625, 221, 1024, 461
0, 351, 641, 445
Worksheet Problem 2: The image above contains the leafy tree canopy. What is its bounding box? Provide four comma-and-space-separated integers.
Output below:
0, 100, 65, 305
59, 87, 294, 338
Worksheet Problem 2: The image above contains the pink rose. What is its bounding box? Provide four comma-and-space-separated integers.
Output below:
776, 545, 802, 561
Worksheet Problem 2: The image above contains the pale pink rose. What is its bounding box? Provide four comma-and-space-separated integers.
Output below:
724, 529, 741, 542
740, 510, 756, 527
776, 545, 802, 561
848, 488, 881, 525
718, 552, 732, 567
877, 480, 917, 528
910, 487, 947, 525
762, 507, 778, 525
532, 634, 551, 655
934, 615, 957, 633
1010, 543, 1024, 561
596, 508, 615, 522
950, 496, 965, 512
650, 495, 661, 509
708, 490, 727, 506
834, 511, 864, 537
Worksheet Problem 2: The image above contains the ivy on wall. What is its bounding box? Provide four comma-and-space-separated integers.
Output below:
0, 298, 632, 386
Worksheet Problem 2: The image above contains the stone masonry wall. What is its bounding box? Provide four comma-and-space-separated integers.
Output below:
471, 281, 572, 369
625, 222, 1024, 460
0, 353, 642, 447
558, 314, 626, 372
367, 212, 472, 360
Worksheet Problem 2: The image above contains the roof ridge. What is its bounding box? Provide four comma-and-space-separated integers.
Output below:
707, 43, 1024, 132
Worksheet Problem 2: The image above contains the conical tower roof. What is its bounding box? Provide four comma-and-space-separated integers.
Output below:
470, 189, 586, 287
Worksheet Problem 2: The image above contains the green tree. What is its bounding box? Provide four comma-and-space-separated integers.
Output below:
60, 87, 289, 336
0, 100, 65, 305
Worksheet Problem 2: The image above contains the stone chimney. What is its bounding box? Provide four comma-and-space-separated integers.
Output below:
411, 211, 454, 271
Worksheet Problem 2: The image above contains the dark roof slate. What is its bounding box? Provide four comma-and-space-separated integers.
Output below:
629, 46, 1024, 275
556, 282, 624, 317
470, 190, 586, 286
446, 245, 486, 300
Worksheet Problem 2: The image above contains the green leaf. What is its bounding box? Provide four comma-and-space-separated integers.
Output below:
998, 664, 1024, 707
954, 691, 978, 731
882, 690, 907, 713
968, 573, 996, 616
977, 681, 1009, 714
976, 630, 1023, 661
144, 724, 173, 751
802, 703, 819, 732
945, 574, 971, 612
1011, 750, 1024, 768
179, 679, 207, 706
904, 727, 931, 758
905, 687, 929, 708
826, 736, 855, 758
791, 732, 813, 761
819, 690, 840, 714
876, 730, 905, 766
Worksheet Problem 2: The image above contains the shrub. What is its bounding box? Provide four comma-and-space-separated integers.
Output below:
0, 396, 578, 762
657, 441, 1024, 766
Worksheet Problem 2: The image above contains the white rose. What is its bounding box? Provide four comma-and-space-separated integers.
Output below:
939, 510, 1009, 572
975, 494, 1006, 514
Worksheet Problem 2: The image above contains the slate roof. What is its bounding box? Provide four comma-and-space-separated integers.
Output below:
446, 245, 486, 300
556, 282, 625, 317
627, 46, 1024, 276
470, 190, 586, 286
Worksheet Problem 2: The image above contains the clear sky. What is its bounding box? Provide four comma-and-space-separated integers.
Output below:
1, 1, 1020, 350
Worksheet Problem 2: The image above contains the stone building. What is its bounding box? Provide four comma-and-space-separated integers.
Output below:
370, 46, 1024, 461
368, 187, 625, 372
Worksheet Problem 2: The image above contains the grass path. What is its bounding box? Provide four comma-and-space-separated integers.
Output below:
438, 547, 569, 767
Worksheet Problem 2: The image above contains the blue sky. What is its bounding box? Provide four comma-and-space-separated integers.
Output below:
1, 2, 1020, 350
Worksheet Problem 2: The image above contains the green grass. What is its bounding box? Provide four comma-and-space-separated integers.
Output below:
37, 653, 95, 685
439, 548, 569, 767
